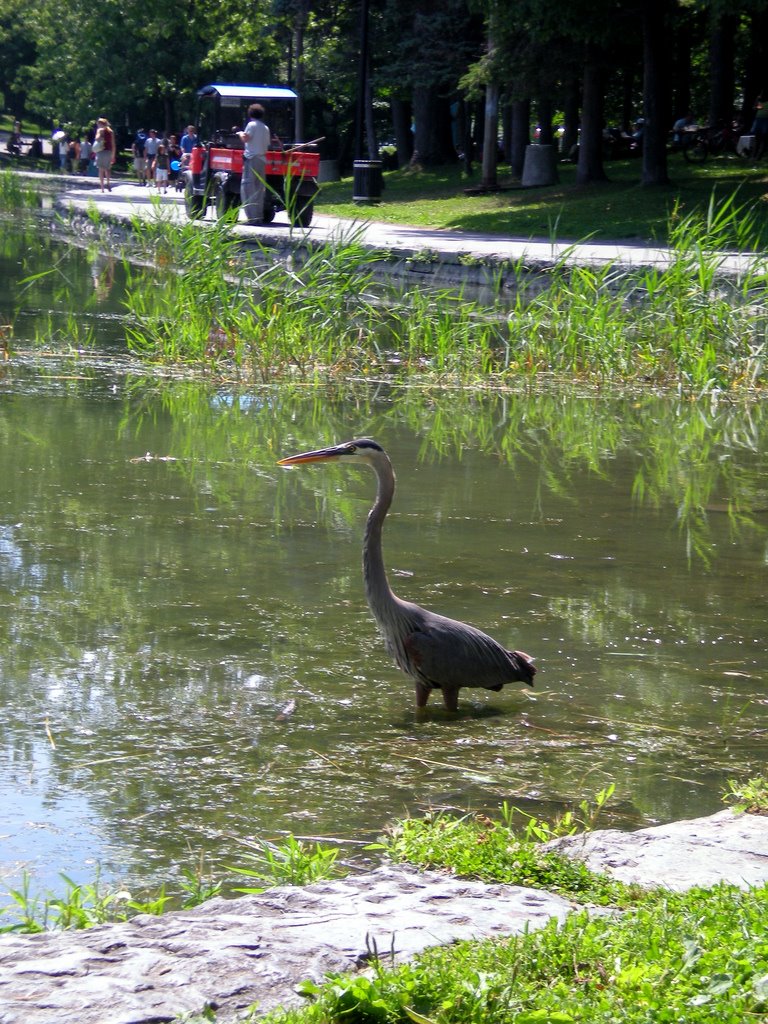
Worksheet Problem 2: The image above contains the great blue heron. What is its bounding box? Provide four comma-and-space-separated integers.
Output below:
277, 438, 536, 711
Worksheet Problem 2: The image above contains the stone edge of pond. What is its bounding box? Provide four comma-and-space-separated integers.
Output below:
47, 177, 716, 301
48, 183, 547, 294
11, 170, 766, 292
0, 808, 766, 1024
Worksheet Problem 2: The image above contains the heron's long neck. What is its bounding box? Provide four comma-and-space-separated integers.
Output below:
363, 461, 398, 621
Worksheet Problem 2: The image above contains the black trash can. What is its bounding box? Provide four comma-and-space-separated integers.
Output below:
352, 159, 384, 203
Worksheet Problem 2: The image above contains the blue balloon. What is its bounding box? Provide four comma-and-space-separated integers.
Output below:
170, 160, 181, 172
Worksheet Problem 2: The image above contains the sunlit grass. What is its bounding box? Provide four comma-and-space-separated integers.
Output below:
368, 787, 633, 908
263, 884, 768, 1024
317, 158, 768, 243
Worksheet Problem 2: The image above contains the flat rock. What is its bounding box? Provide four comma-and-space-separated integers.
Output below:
0, 863, 572, 1024
549, 808, 768, 890
3, 811, 766, 1023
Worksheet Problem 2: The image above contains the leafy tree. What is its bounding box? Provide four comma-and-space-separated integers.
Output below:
0, 0, 37, 118
379, 0, 482, 165
640, 0, 673, 185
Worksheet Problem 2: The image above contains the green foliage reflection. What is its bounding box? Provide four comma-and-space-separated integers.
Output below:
129, 380, 768, 561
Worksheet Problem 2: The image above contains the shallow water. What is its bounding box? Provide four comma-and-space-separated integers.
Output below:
1, 210, 766, 901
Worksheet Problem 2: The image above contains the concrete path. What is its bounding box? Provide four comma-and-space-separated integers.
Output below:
45, 175, 764, 279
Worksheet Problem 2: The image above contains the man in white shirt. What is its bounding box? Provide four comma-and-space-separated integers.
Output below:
238, 104, 271, 224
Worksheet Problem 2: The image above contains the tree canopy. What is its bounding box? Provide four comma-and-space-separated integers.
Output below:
2, 0, 767, 182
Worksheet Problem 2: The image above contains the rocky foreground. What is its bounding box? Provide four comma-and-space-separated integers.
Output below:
0, 809, 766, 1024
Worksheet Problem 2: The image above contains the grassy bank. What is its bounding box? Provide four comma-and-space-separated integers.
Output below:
3, 781, 767, 1023
263, 883, 768, 1024
317, 156, 768, 244
4, 167, 768, 392
119, 191, 768, 393
257, 782, 768, 1024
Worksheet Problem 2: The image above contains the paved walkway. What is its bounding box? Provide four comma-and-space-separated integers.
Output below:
45, 174, 763, 278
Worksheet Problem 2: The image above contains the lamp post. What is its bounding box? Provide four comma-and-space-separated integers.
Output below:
354, 0, 369, 162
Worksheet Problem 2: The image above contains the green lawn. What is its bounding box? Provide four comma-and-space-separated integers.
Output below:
316, 155, 768, 244
0, 113, 47, 136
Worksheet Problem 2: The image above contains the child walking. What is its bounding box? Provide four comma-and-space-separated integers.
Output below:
152, 143, 170, 193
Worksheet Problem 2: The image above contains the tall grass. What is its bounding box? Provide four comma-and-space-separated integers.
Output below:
121, 191, 768, 392
0, 168, 37, 208
124, 215, 386, 380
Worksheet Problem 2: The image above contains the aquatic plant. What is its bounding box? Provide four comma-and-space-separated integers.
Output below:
0, 169, 37, 208
120, 191, 768, 392
0, 860, 220, 934
723, 775, 768, 815
228, 834, 345, 893
123, 216, 386, 379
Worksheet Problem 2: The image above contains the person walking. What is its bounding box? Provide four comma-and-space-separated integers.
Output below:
179, 124, 198, 167
78, 133, 92, 173
238, 103, 270, 225
167, 134, 182, 183
751, 95, 768, 161
152, 142, 170, 193
132, 129, 147, 184
93, 117, 116, 192
144, 129, 160, 183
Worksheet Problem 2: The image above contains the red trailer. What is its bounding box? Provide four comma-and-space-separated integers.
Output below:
182, 84, 320, 227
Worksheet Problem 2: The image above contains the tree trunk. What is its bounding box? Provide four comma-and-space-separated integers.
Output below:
501, 98, 512, 165
411, 84, 452, 164
391, 97, 413, 168
163, 95, 174, 138
509, 98, 530, 178
537, 95, 554, 146
364, 57, 378, 159
293, 0, 310, 143
620, 65, 635, 132
577, 49, 607, 184
670, 10, 694, 123
708, 11, 737, 128
354, 0, 369, 160
741, 9, 768, 129
481, 82, 499, 188
641, 0, 671, 186
562, 79, 580, 159
456, 97, 474, 172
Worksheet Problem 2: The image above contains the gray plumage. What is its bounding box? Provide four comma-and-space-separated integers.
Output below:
278, 438, 536, 710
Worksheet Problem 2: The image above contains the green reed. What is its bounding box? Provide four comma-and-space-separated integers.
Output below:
121, 191, 768, 392
0, 169, 37, 208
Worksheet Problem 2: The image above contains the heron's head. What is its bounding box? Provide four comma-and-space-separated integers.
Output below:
278, 438, 386, 469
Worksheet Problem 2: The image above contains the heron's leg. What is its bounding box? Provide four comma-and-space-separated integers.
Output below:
441, 687, 459, 712
415, 683, 430, 708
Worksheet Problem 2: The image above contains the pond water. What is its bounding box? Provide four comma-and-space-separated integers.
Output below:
1, 207, 766, 902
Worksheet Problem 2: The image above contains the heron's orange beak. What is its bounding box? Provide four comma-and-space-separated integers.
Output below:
277, 445, 343, 466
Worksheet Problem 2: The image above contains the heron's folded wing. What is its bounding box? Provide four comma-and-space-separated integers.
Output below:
404, 618, 517, 690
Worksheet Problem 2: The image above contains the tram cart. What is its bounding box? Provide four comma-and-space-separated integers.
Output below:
182, 84, 320, 227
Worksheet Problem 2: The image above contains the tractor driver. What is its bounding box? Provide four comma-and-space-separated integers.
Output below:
238, 103, 271, 225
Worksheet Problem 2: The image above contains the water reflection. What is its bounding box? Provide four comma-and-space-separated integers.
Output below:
1, 368, 766, 897
0, 214, 766, 901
